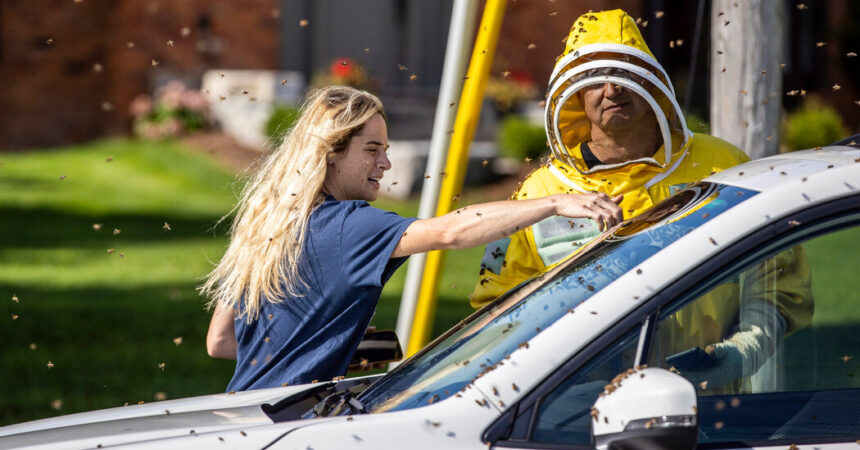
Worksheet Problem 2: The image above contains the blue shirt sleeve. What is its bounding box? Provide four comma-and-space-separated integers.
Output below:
340, 203, 416, 288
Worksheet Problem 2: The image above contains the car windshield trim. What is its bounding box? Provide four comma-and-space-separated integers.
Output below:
359, 182, 758, 413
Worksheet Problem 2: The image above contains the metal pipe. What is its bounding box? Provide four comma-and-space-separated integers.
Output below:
393, 0, 479, 362
406, 0, 507, 356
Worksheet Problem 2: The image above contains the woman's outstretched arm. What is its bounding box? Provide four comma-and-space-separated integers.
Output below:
207, 303, 238, 360
392, 193, 622, 258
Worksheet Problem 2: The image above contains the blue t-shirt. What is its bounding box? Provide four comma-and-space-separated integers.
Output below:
226, 197, 416, 391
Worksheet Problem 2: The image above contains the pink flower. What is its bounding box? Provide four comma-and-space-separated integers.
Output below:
180, 89, 209, 112
157, 80, 186, 110
160, 117, 183, 136
129, 94, 153, 117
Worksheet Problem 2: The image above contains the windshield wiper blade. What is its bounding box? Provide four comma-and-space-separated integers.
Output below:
304, 387, 368, 419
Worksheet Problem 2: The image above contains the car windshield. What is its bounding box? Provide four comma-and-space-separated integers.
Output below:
358, 182, 758, 413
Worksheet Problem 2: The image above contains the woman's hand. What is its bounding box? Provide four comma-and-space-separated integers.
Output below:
550, 193, 624, 231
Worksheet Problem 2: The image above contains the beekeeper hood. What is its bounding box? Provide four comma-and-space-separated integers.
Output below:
545, 9, 691, 175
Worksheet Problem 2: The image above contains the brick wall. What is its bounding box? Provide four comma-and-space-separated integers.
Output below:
0, 0, 280, 150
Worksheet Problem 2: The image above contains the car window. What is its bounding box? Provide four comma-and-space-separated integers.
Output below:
529, 327, 640, 445
649, 214, 860, 444
358, 183, 758, 414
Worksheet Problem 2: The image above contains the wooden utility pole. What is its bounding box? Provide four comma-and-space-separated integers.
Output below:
710, 0, 785, 159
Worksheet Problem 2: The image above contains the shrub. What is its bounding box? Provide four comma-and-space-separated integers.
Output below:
265, 105, 301, 147
783, 99, 847, 151
130, 81, 209, 139
685, 112, 710, 134
496, 115, 547, 160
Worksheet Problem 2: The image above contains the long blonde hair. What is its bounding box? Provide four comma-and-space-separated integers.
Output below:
200, 86, 385, 322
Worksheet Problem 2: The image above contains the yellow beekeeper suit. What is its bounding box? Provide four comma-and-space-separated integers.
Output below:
470, 9, 749, 306
470, 9, 813, 390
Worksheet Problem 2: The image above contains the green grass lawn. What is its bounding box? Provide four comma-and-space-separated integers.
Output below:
4, 138, 855, 426
0, 138, 486, 426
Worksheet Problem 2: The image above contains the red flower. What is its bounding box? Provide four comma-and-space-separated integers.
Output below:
331, 57, 357, 79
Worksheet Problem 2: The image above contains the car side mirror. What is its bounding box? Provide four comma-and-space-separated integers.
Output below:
348, 330, 403, 371
591, 367, 698, 450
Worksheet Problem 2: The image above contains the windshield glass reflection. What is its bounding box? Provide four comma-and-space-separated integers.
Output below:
359, 182, 757, 413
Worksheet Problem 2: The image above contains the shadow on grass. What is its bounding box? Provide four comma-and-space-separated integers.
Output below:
0, 284, 236, 426
0, 207, 231, 249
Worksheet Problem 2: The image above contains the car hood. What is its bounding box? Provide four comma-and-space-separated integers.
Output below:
0, 385, 310, 449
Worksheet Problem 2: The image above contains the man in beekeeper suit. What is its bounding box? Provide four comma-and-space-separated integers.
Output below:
471, 9, 812, 392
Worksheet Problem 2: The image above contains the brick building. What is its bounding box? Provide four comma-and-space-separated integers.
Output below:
0, 0, 856, 150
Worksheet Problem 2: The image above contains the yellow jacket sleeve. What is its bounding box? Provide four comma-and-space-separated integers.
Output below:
469, 228, 543, 308
740, 245, 814, 335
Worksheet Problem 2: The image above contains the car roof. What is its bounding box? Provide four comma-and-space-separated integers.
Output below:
705, 145, 860, 192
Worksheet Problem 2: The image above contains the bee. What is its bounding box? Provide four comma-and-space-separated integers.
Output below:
655, 11, 665, 18
833, 84, 842, 91
240, 431, 247, 436
51, 399, 63, 410
848, 52, 858, 58
107, 249, 115, 254
59, 175, 66, 180
173, 337, 183, 346
527, 43, 537, 50
126, 41, 135, 49
46, 38, 55, 45
482, 159, 489, 167
166, 40, 174, 47
47, 361, 55, 368
709, 237, 718, 245
158, 362, 166, 370
816, 42, 827, 47
299, 19, 309, 27
797, 3, 808, 10
30, 343, 37, 350
151, 59, 159, 68
12, 295, 19, 303
398, 64, 408, 71
181, 27, 191, 37
163, 222, 171, 231
113, 228, 121, 235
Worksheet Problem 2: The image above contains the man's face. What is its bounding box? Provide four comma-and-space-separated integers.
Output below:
580, 79, 654, 132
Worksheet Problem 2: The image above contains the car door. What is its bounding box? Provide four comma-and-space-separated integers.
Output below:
485, 193, 860, 449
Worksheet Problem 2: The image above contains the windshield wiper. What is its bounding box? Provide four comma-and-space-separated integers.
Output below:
303, 385, 368, 419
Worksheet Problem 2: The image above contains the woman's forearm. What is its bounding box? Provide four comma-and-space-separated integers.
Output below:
392, 193, 622, 257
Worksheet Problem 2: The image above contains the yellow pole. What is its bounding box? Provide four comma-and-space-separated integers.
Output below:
406, 0, 507, 355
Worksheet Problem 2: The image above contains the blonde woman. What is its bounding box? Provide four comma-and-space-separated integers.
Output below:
202, 86, 622, 391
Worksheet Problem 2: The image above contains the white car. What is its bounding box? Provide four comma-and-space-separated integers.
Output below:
2, 144, 859, 449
